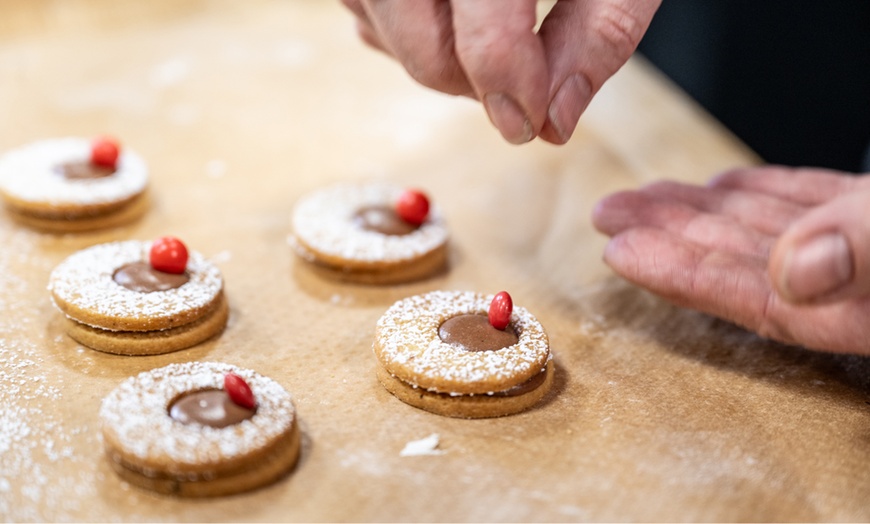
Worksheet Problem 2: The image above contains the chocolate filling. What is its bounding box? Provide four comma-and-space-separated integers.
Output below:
113, 261, 189, 293
54, 160, 115, 180
353, 205, 417, 235
438, 314, 519, 352
168, 389, 256, 429
491, 367, 547, 397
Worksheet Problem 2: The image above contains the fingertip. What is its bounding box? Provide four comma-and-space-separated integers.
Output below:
545, 73, 592, 144
590, 190, 640, 236
451, 1, 549, 141
538, 123, 567, 145
591, 200, 609, 234
482, 92, 535, 145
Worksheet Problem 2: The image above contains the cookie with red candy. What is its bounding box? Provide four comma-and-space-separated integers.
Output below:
374, 290, 554, 418
48, 238, 228, 355
0, 137, 149, 232
100, 362, 301, 497
290, 183, 448, 284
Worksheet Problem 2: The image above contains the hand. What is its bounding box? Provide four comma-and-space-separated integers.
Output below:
341, 0, 661, 145
592, 166, 870, 354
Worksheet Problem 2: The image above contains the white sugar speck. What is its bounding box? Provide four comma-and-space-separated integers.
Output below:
400, 433, 445, 457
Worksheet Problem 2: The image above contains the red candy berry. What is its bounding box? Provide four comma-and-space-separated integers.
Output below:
396, 189, 430, 226
488, 291, 513, 330
224, 373, 257, 410
149, 236, 189, 274
90, 136, 120, 169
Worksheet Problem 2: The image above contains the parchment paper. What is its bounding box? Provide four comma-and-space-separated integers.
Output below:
3, 1, 869, 521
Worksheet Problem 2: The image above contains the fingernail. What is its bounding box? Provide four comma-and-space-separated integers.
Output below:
548, 74, 590, 143
483, 92, 533, 144
781, 233, 853, 301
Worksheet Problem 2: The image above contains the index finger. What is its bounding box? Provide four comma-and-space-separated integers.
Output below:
451, 0, 549, 144
538, 0, 661, 143
361, 0, 473, 96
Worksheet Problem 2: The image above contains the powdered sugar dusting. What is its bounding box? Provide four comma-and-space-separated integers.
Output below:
0, 137, 148, 205
375, 291, 550, 394
48, 240, 223, 329
291, 182, 448, 263
0, 231, 98, 521
99, 361, 295, 469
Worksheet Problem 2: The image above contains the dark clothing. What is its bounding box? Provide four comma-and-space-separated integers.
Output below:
637, 1, 870, 172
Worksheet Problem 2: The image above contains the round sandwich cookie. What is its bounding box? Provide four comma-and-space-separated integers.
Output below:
374, 290, 553, 418
0, 136, 149, 232
290, 183, 448, 284
100, 361, 301, 497
48, 237, 228, 355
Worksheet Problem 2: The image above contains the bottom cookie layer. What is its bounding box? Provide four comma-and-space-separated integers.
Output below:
4, 192, 149, 233
107, 420, 301, 497
293, 239, 448, 285
376, 360, 555, 419
64, 291, 229, 355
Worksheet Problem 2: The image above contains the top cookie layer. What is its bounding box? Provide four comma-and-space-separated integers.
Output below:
291, 182, 448, 265
0, 137, 148, 214
100, 361, 296, 474
49, 240, 223, 331
374, 290, 550, 395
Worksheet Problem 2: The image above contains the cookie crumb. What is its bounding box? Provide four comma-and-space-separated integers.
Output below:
400, 433, 445, 457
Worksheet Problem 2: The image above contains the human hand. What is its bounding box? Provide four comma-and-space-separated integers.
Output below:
592, 166, 870, 354
341, 0, 661, 145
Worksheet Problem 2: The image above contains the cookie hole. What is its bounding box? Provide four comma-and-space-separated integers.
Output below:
54, 160, 116, 180
113, 261, 189, 293
352, 205, 417, 236
168, 387, 256, 429
438, 314, 519, 352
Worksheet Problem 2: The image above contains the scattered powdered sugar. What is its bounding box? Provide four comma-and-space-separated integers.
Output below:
400, 433, 445, 457
291, 182, 448, 263
375, 291, 550, 393
0, 137, 148, 205
47, 240, 223, 329
0, 233, 96, 521
99, 361, 295, 470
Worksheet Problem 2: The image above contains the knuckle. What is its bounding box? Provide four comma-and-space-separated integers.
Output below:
642, 180, 680, 195
399, 32, 468, 95
455, 25, 518, 70
708, 167, 751, 188
590, 3, 647, 59
403, 54, 461, 93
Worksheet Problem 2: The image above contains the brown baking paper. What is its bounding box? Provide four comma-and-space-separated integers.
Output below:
2, 1, 869, 521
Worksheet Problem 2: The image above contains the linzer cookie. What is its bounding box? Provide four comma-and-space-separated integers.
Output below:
290, 183, 448, 284
374, 290, 554, 418
100, 362, 301, 497
48, 237, 228, 355
0, 137, 149, 232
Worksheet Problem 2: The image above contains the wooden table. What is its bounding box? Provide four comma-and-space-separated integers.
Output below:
3, 1, 869, 521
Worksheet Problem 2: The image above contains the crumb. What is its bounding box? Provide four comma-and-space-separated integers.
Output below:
400, 433, 445, 457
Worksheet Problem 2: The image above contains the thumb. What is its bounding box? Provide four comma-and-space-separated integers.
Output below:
770, 188, 870, 303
